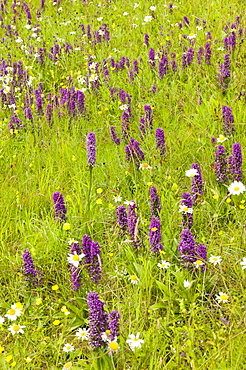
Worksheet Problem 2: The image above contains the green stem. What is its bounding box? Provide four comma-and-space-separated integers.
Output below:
86, 166, 93, 232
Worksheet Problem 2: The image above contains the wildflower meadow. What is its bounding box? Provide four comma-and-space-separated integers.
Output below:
0, 0, 246, 369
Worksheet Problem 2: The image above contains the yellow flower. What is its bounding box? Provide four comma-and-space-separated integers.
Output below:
96, 199, 102, 205
108, 341, 119, 351
52, 285, 59, 291
63, 223, 70, 230
151, 227, 157, 232
241, 200, 245, 204
53, 320, 60, 326
63, 362, 72, 370
146, 182, 153, 186
15, 302, 23, 310
98, 111, 102, 115
71, 156, 76, 161
97, 188, 103, 194
6, 355, 12, 362
0, 346, 4, 353
11, 362, 16, 367
108, 253, 114, 257
213, 194, 219, 199
25, 357, 32, 363
218, 231, 223, 235
239, 205, 245, 209
226, 198, 231, 203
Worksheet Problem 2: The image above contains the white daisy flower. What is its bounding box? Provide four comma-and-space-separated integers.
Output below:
209, 255, 222, 265
139, 163, 152, 170
126, 332, 144, 351
183, 280, 192, 288
89, 74, 98, 82
185, 168, 198, 178
217, 134, 228, 143
193, 260, 204, 268
119, 104, 128, 111
67, 252, 85, 268
179, 205, 193, 214
157, 260, 170, 269
0, 316, 5, 324
187, 33, 197, 39
228, 181, 246, 195
124, 200, 135, 206
75, 328, 90, 341
149, 6, 156, 11
5, 307, 22, 321
101, 330, 111, 342
113, 195, 122, 202
129, 275, 139, 284
63, 343, 75, 352
68, 238, 78, 246
8, 324, 25, 335
108, 338, 120, 353
240, 257, 246, 270
63, 362, 72, 370
144, 16, 152, 22
216, 292, 229, 303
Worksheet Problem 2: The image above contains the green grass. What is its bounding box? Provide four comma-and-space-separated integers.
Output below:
0, 0, 246, 369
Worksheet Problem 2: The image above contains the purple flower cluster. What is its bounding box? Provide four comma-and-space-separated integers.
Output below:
155, 128, 166, 156
150, 186, 161, 217
87, 292, 108, 348
86, 131, 96, 167
121, 106, 132, 139
108, 310, 120, 340
222, 105, 235, 136
228, 142, 242, 181
191, 163, 203, 201
144, 105, 153, 130
205, 42, 212, 65
127, 201, 140, 249
116, 205, 128, 233
196, 244, 207, 263
215, 145, 228, 183
224, 31, 236, 52
82, 235, 102, 284
181, 192, 193, 228
22, 248, 42, 286
144, 33, 149, 47
178, 229, 207, 270
149, 47, 155, 67
9, 115, 23, 131
149, 216, 163, 253
53, 191, 67, 222
125, 137, 145, 166
158, 55, 168, 78
69, 242, 82, 291
87, 292, 120, 348
110, 126, 121, 145
218, 54, 230, 91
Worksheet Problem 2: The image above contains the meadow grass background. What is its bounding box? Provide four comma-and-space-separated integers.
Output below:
0, 0, 246, 369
